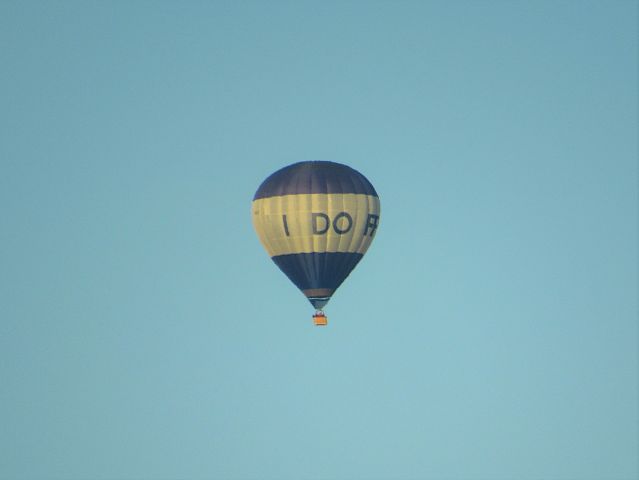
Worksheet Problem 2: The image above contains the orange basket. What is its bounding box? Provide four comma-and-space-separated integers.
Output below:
313, 313, 328, 326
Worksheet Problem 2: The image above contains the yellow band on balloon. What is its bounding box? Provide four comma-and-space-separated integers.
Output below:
252, 193, 381, 257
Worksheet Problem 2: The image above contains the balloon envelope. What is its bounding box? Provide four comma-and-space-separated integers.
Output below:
252, 161, 380, 309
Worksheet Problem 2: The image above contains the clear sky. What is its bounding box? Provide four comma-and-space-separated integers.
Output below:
1, 1, 637, 479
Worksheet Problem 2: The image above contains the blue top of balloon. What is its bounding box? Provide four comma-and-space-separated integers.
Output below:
253, 161, 379, 200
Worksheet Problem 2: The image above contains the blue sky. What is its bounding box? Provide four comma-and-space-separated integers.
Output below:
1, 1, 637, 479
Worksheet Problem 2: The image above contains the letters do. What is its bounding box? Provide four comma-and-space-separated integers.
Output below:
281, 212, 379, 237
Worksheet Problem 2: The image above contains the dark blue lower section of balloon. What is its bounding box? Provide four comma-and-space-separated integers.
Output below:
271, 251, 364, 296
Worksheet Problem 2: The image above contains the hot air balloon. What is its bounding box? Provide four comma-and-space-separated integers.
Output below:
252, 161, 380, 326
